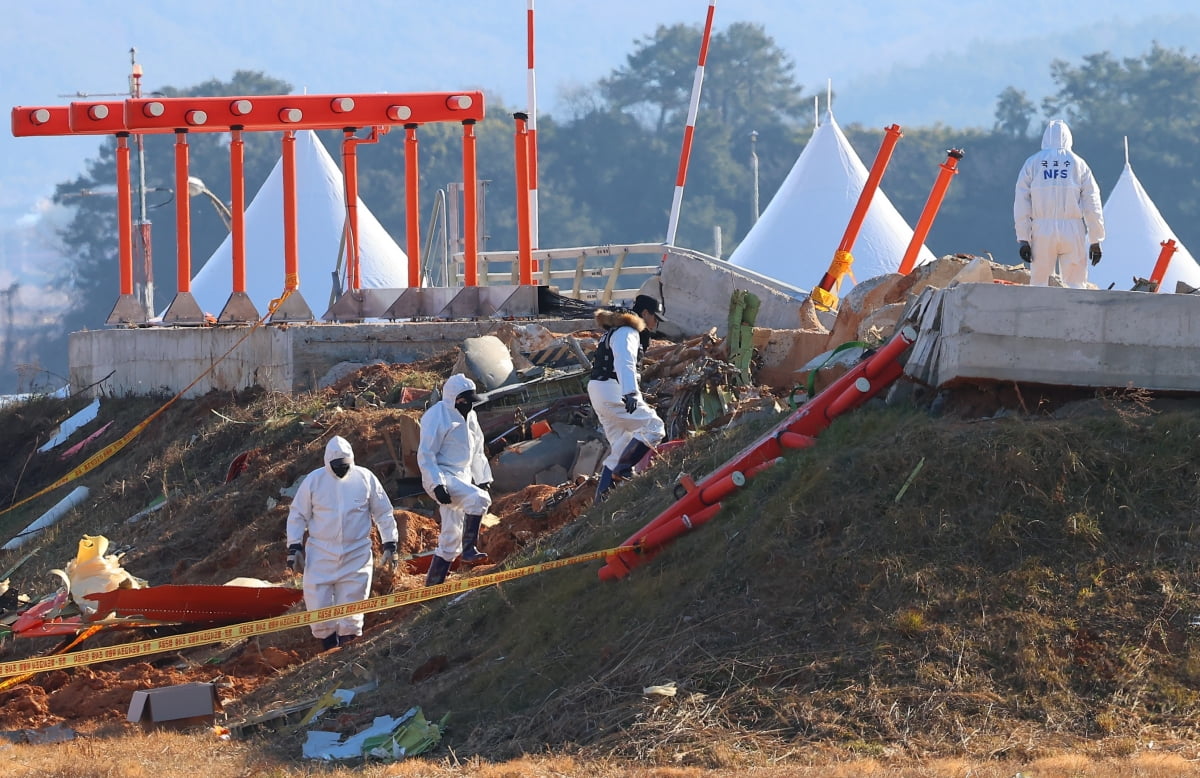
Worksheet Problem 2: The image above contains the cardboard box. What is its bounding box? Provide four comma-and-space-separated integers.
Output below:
127, 682, 218, 729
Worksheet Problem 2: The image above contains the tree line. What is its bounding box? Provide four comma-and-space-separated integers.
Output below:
21, 25, 1200, 391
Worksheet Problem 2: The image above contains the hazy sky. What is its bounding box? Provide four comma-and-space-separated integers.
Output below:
2, 0, 1196, 227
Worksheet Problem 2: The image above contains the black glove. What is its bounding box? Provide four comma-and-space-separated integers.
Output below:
286, 543, 305, 574
477, 482, 491, 493
1089, 243, 1102, 265
1018, 240, 1031, 263
433, 484, 452, 505
380, 541, 397, 569
622, 393, 638, 414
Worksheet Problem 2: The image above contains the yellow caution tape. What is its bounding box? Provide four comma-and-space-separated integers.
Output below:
0, 289, 294, 520
0, 545, 632, 679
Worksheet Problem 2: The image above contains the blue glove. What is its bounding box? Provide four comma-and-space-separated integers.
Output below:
622, 393, 638, 414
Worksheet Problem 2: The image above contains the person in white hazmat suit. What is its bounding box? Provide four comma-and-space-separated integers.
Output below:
586, 294, 667, 501
286, 435, 398, 650
418, 373, 494, 586
1014, 119, 1105, 288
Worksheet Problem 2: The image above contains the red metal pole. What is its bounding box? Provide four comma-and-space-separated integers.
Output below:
282, 131, 299, 292
813, 124, 903, 304
463, 119, 479, 286
405, 123, 421, 288
230, 127, 246, 294
173, 129, 192, 293
1150, 239, 1179, 292
526, 0, 540, 251
115, 134, 133, 296
513, 112, 533, 285
898, 148, 964, 275
342, 129, 361, 291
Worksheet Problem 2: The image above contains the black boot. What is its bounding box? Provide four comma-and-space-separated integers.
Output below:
321, 634, 340, 651
594, 466, 616, 502
615, 439, 651, 479
461, 514, 489, 563
425, 554, 452, 586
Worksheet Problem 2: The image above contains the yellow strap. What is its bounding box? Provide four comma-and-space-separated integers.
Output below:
809, 286, 839, 311
0, 546, 634, 679
829, 249, 854, 278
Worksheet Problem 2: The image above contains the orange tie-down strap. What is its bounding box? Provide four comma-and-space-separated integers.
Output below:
0, 545, 634, 679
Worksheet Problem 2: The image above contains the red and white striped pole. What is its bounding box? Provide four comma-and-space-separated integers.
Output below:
663, 0, 716, 259
526, 0, 540, 253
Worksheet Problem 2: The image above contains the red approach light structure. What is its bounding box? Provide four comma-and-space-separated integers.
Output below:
12, 91, 485, 325
809, 124, 903, 312
1150, 239, 1179, 293
897, 148, 964, 275
597, 325, 917, 581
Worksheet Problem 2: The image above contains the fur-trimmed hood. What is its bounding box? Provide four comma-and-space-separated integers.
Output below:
595, 307, 645, 332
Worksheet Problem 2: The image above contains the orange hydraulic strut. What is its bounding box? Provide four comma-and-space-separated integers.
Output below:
405, 124, 421, 288
230, 128, 246, 295
115, 134, 133, 297
811, 123, 903, 310
513, 112, 534, 286
898, 148, 964, 275
462, 119, 480, 286
173, 129, 192, 294
341, 126, 387, 292
1150, 239, 1179, 292
282, 131, 299, 293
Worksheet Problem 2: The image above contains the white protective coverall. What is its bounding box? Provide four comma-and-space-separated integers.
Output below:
1014, 119, 1105, 289
418, 374, 493, 563
286, 436, 397, 640
586, 308, 666, 473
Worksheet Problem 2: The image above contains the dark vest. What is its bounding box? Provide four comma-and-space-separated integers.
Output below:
590, 326, 649, 381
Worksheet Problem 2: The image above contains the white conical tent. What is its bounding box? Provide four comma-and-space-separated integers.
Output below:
729, 109, 935, 292
187, 130, 410, 316
1091, 160, 1200, 292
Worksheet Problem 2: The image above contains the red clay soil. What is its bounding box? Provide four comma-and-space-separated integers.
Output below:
0, 478, 594, 735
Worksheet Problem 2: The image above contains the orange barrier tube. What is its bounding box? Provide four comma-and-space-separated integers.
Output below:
173, 129, 192, 293
814, 124, 903, 299
404, 124, 421, 288
513, 112, 534, 285
635, 502, 724, 552
281, 131, 299, 292
1150, 239, 1178, 292
599, 325, 917, 581
342, 129, 361, 291
462, 119, 480, 286
230, 128, 246, 294
898, 148, 964, 275
115, 134, 133, 296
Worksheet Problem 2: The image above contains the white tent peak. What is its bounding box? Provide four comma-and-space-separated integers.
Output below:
1092, 156, 1200, 292
186, 129, 409, 317
728, 107, 934, 292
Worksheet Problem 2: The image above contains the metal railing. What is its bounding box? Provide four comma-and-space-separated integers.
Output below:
472, 242, 682, 305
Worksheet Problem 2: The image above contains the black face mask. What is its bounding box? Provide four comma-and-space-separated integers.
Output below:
454, 390, 476, 419
330, 458, 351, 479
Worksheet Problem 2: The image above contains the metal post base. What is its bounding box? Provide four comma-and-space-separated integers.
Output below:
218, 292, 262, 324
161, 292, 207, 326
106, 294, 148, 326
268, 291, 315, 323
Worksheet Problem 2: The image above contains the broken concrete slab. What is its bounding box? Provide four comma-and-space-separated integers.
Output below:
907, 283, 1200, 391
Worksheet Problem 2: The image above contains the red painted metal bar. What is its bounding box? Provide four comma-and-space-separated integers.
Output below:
813, 124, 903, 303
1150, 239, 1179, 292
342, 130, 362, 291
404, 124, 421, 288
230, 128, 247, 294
598, 324, 917, 581
121, 92, 484, 134
898, 148, 964, 275
513, 112, 533, 285
281, 131, 299, 292
114, 134, 134, 296
173, 130, 192, 293
462, 119, 480, 286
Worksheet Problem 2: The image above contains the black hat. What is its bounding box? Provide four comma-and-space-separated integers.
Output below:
632, 294, 668, 322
